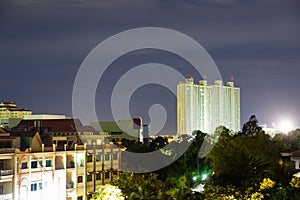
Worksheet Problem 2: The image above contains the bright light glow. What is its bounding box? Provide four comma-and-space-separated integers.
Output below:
192, 176, 197, 181
202, 173, 208, 180
94, 184, 124, 200
279, 120, 293, 133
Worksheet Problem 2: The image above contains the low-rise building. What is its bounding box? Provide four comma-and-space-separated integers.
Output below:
291, 150, 300, 170
280, 150, 300, 177
90, 118, 144, 143
0, 118, 122, 200
0, 137, 14, 200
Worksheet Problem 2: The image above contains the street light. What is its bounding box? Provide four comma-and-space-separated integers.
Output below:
192, 172, 209, 182
201, 173, 208, 181
192, 176, 197, 181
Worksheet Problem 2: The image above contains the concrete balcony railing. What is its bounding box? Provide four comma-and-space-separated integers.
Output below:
0, 193, 13, 200
0, 169, 13, 176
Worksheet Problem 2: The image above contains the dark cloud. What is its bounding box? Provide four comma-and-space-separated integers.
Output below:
0, 0, 299, 133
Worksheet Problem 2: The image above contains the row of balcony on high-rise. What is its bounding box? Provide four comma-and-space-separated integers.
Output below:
177, 78, 240, 136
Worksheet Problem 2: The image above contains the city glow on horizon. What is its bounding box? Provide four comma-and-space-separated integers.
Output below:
279, 120, 294, 133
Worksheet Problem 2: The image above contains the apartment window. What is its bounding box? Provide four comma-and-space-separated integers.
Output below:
96, 173, 101, 180
96, 155, 101, 162
39, 182, 43, 190
31, 183, 37, 191
113, 154, 118, 160
21, 162, 28, 169
87, 155, 93, 162
87, 174, 92, 182
77, 196, 83, 200
0, 186, 3, 194
77, 176, 83, 183
46, 160, 52, 167
31, 161, 38, 168
105, 153, 110, 161
105, 171, 110, 179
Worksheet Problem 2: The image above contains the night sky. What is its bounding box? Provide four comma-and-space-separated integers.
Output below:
1, 0, 300, 134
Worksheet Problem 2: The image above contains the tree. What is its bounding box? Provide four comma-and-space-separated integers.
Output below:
91, 184, 124, 200
114, 130, 209, 199
206, 130, 280, 190
290, 176, 300, 189
111, 173, 166, 200
155, 130, 210, 184
121, 138, 152, 153
241, 115, 263, 136
273, 129, 300, 151
149, 136, 169, 150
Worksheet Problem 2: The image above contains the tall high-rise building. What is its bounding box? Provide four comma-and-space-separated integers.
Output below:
177, 78, 240, 136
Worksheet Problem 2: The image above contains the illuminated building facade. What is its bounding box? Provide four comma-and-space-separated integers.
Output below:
0, 118, 122, 200
177, 78, 240, 136
0, 102, 32, 128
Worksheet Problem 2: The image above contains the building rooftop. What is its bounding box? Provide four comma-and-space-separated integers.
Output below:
0, 101, 31, 111
14, 118, 99, 134
24, 114, 66, 120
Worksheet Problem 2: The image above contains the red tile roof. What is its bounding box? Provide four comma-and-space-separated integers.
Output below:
15, 119, 98, 133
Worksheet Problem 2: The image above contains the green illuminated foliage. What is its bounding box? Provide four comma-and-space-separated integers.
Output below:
91, 184, 124, 200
